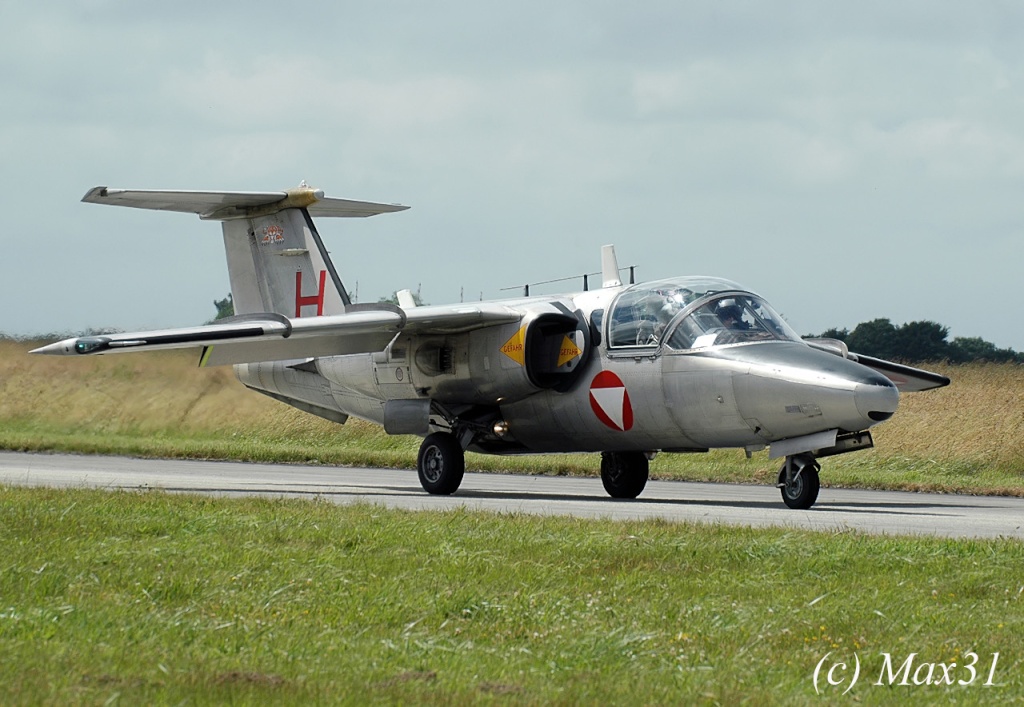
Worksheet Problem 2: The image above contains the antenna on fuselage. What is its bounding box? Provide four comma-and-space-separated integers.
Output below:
601, 245, 622, 287
496, 245, 635, 296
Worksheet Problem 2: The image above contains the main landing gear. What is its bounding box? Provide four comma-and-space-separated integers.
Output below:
417, 432, 465, 495
600, 451, 649, 499
777, 454, 821, 510
416, 433, 654, 501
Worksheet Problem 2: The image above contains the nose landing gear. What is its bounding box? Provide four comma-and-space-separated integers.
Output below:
777, 454, 821, 509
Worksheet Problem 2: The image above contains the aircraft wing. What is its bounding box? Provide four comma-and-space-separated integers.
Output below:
804, 338, 950, 392
31, 304, 521, 367
847, 352, 951, 392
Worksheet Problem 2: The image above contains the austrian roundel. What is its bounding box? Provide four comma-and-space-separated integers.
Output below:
588, 370, 634, 432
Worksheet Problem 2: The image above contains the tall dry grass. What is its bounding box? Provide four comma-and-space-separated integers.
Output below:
1, 341, 1020, 470
0, 340, 316, 436
871, 362, 1022, 467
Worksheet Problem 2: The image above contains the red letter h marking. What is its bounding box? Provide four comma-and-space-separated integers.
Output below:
295, 270, 326, 317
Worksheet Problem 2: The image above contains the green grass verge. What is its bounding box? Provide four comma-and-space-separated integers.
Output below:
1, 487, 1021, 705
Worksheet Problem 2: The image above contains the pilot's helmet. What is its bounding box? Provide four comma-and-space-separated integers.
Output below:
717, 304, 743, 325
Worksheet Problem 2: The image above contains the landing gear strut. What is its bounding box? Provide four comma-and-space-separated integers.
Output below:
417, 432, 465, 495
600, 451, 649, 499
777, 454, 821, 510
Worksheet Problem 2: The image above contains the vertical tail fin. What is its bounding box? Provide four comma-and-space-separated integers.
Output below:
223, 209, 351, 317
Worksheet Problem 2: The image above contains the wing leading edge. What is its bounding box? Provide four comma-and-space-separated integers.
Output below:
31, 304, 522, 367
847, 352, 951, 392
805, 338, 950, 392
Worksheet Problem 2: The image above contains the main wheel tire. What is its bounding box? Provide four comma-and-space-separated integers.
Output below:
417, 432, 465, 495
600, 451, 649, 499
777, 456, 820, 510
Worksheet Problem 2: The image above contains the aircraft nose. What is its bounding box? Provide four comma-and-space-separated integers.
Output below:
854, 378, 899, 424
718, 343, 903, 438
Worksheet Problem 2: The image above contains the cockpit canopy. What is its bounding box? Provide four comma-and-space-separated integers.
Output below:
606, 277, 801, 350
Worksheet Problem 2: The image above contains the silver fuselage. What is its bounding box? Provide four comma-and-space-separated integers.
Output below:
235, 279, 898, 456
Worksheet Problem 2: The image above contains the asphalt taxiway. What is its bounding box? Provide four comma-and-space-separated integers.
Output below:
1, 451, 1021, 539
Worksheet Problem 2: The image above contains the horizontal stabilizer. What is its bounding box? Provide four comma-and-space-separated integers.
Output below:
82, 185, 408, 221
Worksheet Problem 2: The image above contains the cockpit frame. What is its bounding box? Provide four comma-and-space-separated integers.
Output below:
603, 277, 801, 358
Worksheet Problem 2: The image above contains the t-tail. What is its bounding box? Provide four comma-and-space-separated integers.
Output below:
80, 183, 409, 318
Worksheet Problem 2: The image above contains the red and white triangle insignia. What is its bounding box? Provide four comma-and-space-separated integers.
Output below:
589, 370, 634, 432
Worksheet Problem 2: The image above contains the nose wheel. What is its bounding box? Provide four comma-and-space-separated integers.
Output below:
777, 454, 820, 509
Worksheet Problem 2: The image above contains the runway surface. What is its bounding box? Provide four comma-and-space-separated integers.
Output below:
1, 451, 1021, 539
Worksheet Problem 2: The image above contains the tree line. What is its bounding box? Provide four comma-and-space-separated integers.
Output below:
812, 319, 1022, 364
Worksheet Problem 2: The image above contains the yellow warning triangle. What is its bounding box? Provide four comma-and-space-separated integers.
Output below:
557, 335, 582, 367
500, 326, 527, 365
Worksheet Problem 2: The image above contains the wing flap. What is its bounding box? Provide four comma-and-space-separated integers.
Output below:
200, 333, 399, 367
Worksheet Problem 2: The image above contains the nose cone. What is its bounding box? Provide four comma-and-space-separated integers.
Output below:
716, 343, 903, 439
855, 379, 899, 423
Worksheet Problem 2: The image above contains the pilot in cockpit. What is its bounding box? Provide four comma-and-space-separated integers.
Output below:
716, 302, 750, 330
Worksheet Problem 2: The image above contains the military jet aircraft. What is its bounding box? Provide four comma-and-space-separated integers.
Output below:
34, 185, 950, 509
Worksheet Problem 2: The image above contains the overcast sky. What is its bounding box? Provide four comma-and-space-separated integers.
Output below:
3, 1, 1022, 350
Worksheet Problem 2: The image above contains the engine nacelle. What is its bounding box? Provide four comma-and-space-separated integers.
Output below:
402, 302, 591, 406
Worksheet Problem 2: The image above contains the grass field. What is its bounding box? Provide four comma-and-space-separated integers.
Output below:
1, 487, 1021, 705
1, 340, 1021, 495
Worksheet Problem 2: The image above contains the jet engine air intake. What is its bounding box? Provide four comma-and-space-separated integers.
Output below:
523, 312, 589, 390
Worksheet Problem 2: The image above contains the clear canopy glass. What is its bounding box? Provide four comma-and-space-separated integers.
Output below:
606, 277, 801, 350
